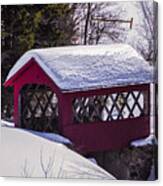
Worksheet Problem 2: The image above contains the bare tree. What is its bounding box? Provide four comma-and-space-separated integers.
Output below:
84, 3, 91, 45
20, 148, 65, 178
40, 148, 55, 178
139, 1, 158, 64
21, 159, 34, 178
75, 2, 129, 45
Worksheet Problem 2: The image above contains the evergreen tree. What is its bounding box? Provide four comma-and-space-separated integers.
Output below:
1, 4, 77, 119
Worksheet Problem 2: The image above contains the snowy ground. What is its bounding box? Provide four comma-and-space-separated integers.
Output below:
0, 123, 115, 179
130, 134, 157, 147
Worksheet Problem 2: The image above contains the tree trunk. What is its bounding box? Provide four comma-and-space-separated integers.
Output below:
84, 3, 91, 45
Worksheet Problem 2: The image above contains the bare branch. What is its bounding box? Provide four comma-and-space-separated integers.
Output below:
40, 147, 56, 178
84, 3, 91, 45
21, 159, 34, 178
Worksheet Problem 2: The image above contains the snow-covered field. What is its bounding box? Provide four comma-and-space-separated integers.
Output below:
0, 123, 115, 179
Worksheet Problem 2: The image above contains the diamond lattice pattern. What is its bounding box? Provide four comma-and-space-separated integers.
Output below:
72, 91, 146, 123
21, 85, 59, 132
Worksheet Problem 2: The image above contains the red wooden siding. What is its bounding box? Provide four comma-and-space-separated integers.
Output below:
5, 59, 63, 131
63, 117, 150, 153
61, 84, 150, 153
4, 58, 151, 154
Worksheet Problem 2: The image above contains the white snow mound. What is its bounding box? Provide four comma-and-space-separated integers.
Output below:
1, 119, 15, 127
0, 125, 115, 179
130, 134, 158, 147
27, 129, 72, 145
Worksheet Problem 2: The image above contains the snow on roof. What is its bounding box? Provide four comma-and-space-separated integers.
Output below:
6, 44, 154, 91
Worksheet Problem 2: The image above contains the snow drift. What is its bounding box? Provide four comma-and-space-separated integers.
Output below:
0, 124, 115, 179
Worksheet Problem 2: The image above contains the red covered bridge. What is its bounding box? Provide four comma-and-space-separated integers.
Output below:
4, 44, 154, 154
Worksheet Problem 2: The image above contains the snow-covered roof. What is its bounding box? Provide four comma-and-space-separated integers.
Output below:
6, 44, 154, 91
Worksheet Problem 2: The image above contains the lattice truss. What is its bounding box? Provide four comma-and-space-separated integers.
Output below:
72, 90, 148, 123
21, 85, 59, 132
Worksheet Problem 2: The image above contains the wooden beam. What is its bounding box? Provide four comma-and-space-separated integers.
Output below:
92, 17, 133, 29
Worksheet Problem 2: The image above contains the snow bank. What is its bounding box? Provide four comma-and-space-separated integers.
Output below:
1, 119, 15, 127
130, 134, 158, 147
5, 44, 154, 91
88, 158, 98, 165
0, 120, 72, 145
26, 129, 72, 145
0, 126, 115, 179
